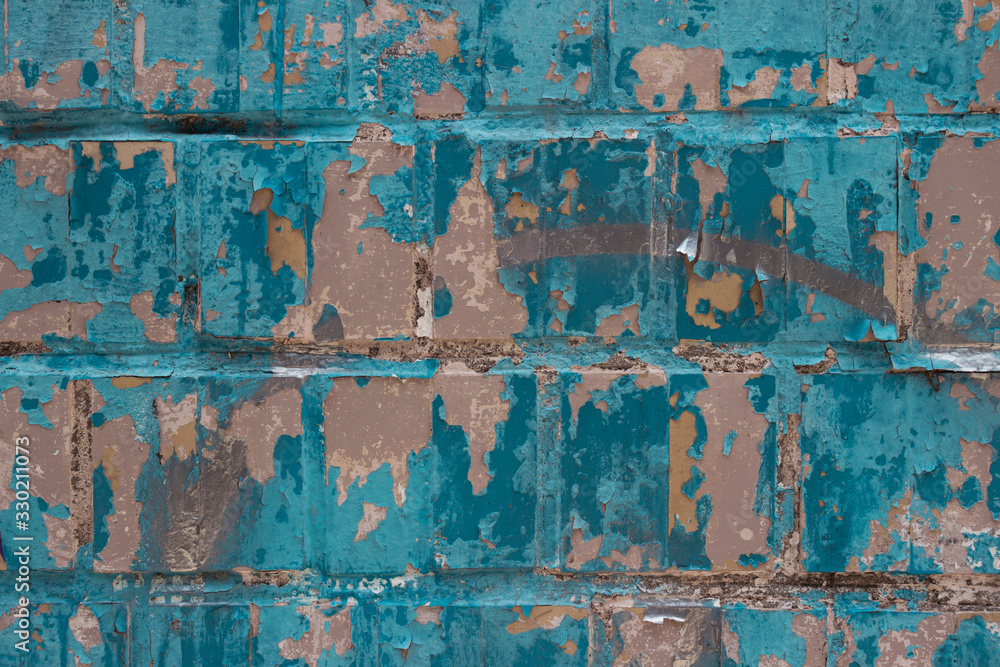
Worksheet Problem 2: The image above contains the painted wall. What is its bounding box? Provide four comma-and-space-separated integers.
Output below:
2, 0, 1000, 663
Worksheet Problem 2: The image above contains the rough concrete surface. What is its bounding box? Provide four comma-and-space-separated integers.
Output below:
4, 0, 1000, 664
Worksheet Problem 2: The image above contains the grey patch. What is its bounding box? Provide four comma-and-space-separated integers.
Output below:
314, 312, 345, 343
216, 377, 305, 428
674, 607, 722, 664
433, 275, 448, 292
690, 230, 896, 323
142, 452, 200, 571
200, 431, 257, 570
497, 224, 895, 322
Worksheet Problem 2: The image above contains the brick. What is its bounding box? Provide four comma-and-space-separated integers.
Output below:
609, 0, 721, 112
558, 370, 779, 571
112, 0, 241, 113
322, 368, 538, 573
282, 0, 349, 111
354, 0, 483, 117
378, 604, 482, 665
437, 135, 672, 339
782, 136, 899, 342
0, 377, 77, 570
432, 138, 534, 338
0, 0, 112, 110
721, 607, 827, 666
305, 137, 418, 342
199, 140, 309, 339
145, 603, 252, 664
672, 140, 788, 341
0, 141, 179, 345
540, 137, 664, 338
481, 605, 589, 665
800, 373, 1000, 574
831, 609, 1000, 664
914, 135, 1000, 344
827, 0, 974, 113
717, 0, 827, 108
0, 602, 126, 665
484, 0, 595, 108
592, 604, 722, 665
256, 598, 364, 665
90, 376, 306, 571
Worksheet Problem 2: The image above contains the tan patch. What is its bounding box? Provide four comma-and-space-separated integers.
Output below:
188, 76, 216, 110
504, 192, 539, 225
155, 393, 198, 461
505, 606, 587, 634
979, 0, 1000, 30
0, 253, 32, 292
69, 302, 103, 342
728, 67, 781, 106
690, 159, 727, 222
92, 21, 108, 49
432, 151, 529, 338
434, 367, 509, 494
792, 613, 828, 666
131, 13, 191, 111
92, 412, 150, 572
68, 604, 102, 651
975, 41, 1000, 110
596, 303, 640, 337
957, 0, 975, 40
631, 44, 722, 111
874, 613, 954, 665
111, 377, 152, 389
130, 291, 177, 343
567, 369, 630, 423
414, 605, 442, 625
790, 64, 817, 93
354, 0, 409, 37
323, 377, 431, 505
417, 10, 459, 63
684, 263, 745, 329
43, 510, 76, 568
413, 82, 466, 119
603, 544, 644, 570
113, 142, 176, 187
266, 208, 307, 279
916, 138, 1000, 327
565, 528, 602, 569
278, 600, 356, 667
320, 22, 344, 47
250, 9, 273, 50
354, 502, 388, 542
0, 144, 74, 195
0, 59, 89, 110
225, 388, 304, 484
299, 136, 416, 340
669, 409, 700, 533
0, 301, 69, 341
827, 58, 860, 103
695, 374, 771, 569
545, 62, 564, 84
604, 606, 686, 666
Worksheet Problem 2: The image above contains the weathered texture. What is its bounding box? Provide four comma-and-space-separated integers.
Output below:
5, 0, 1000, 664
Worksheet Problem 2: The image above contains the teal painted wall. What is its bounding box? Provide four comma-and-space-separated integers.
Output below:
3, 0, 1000, 663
